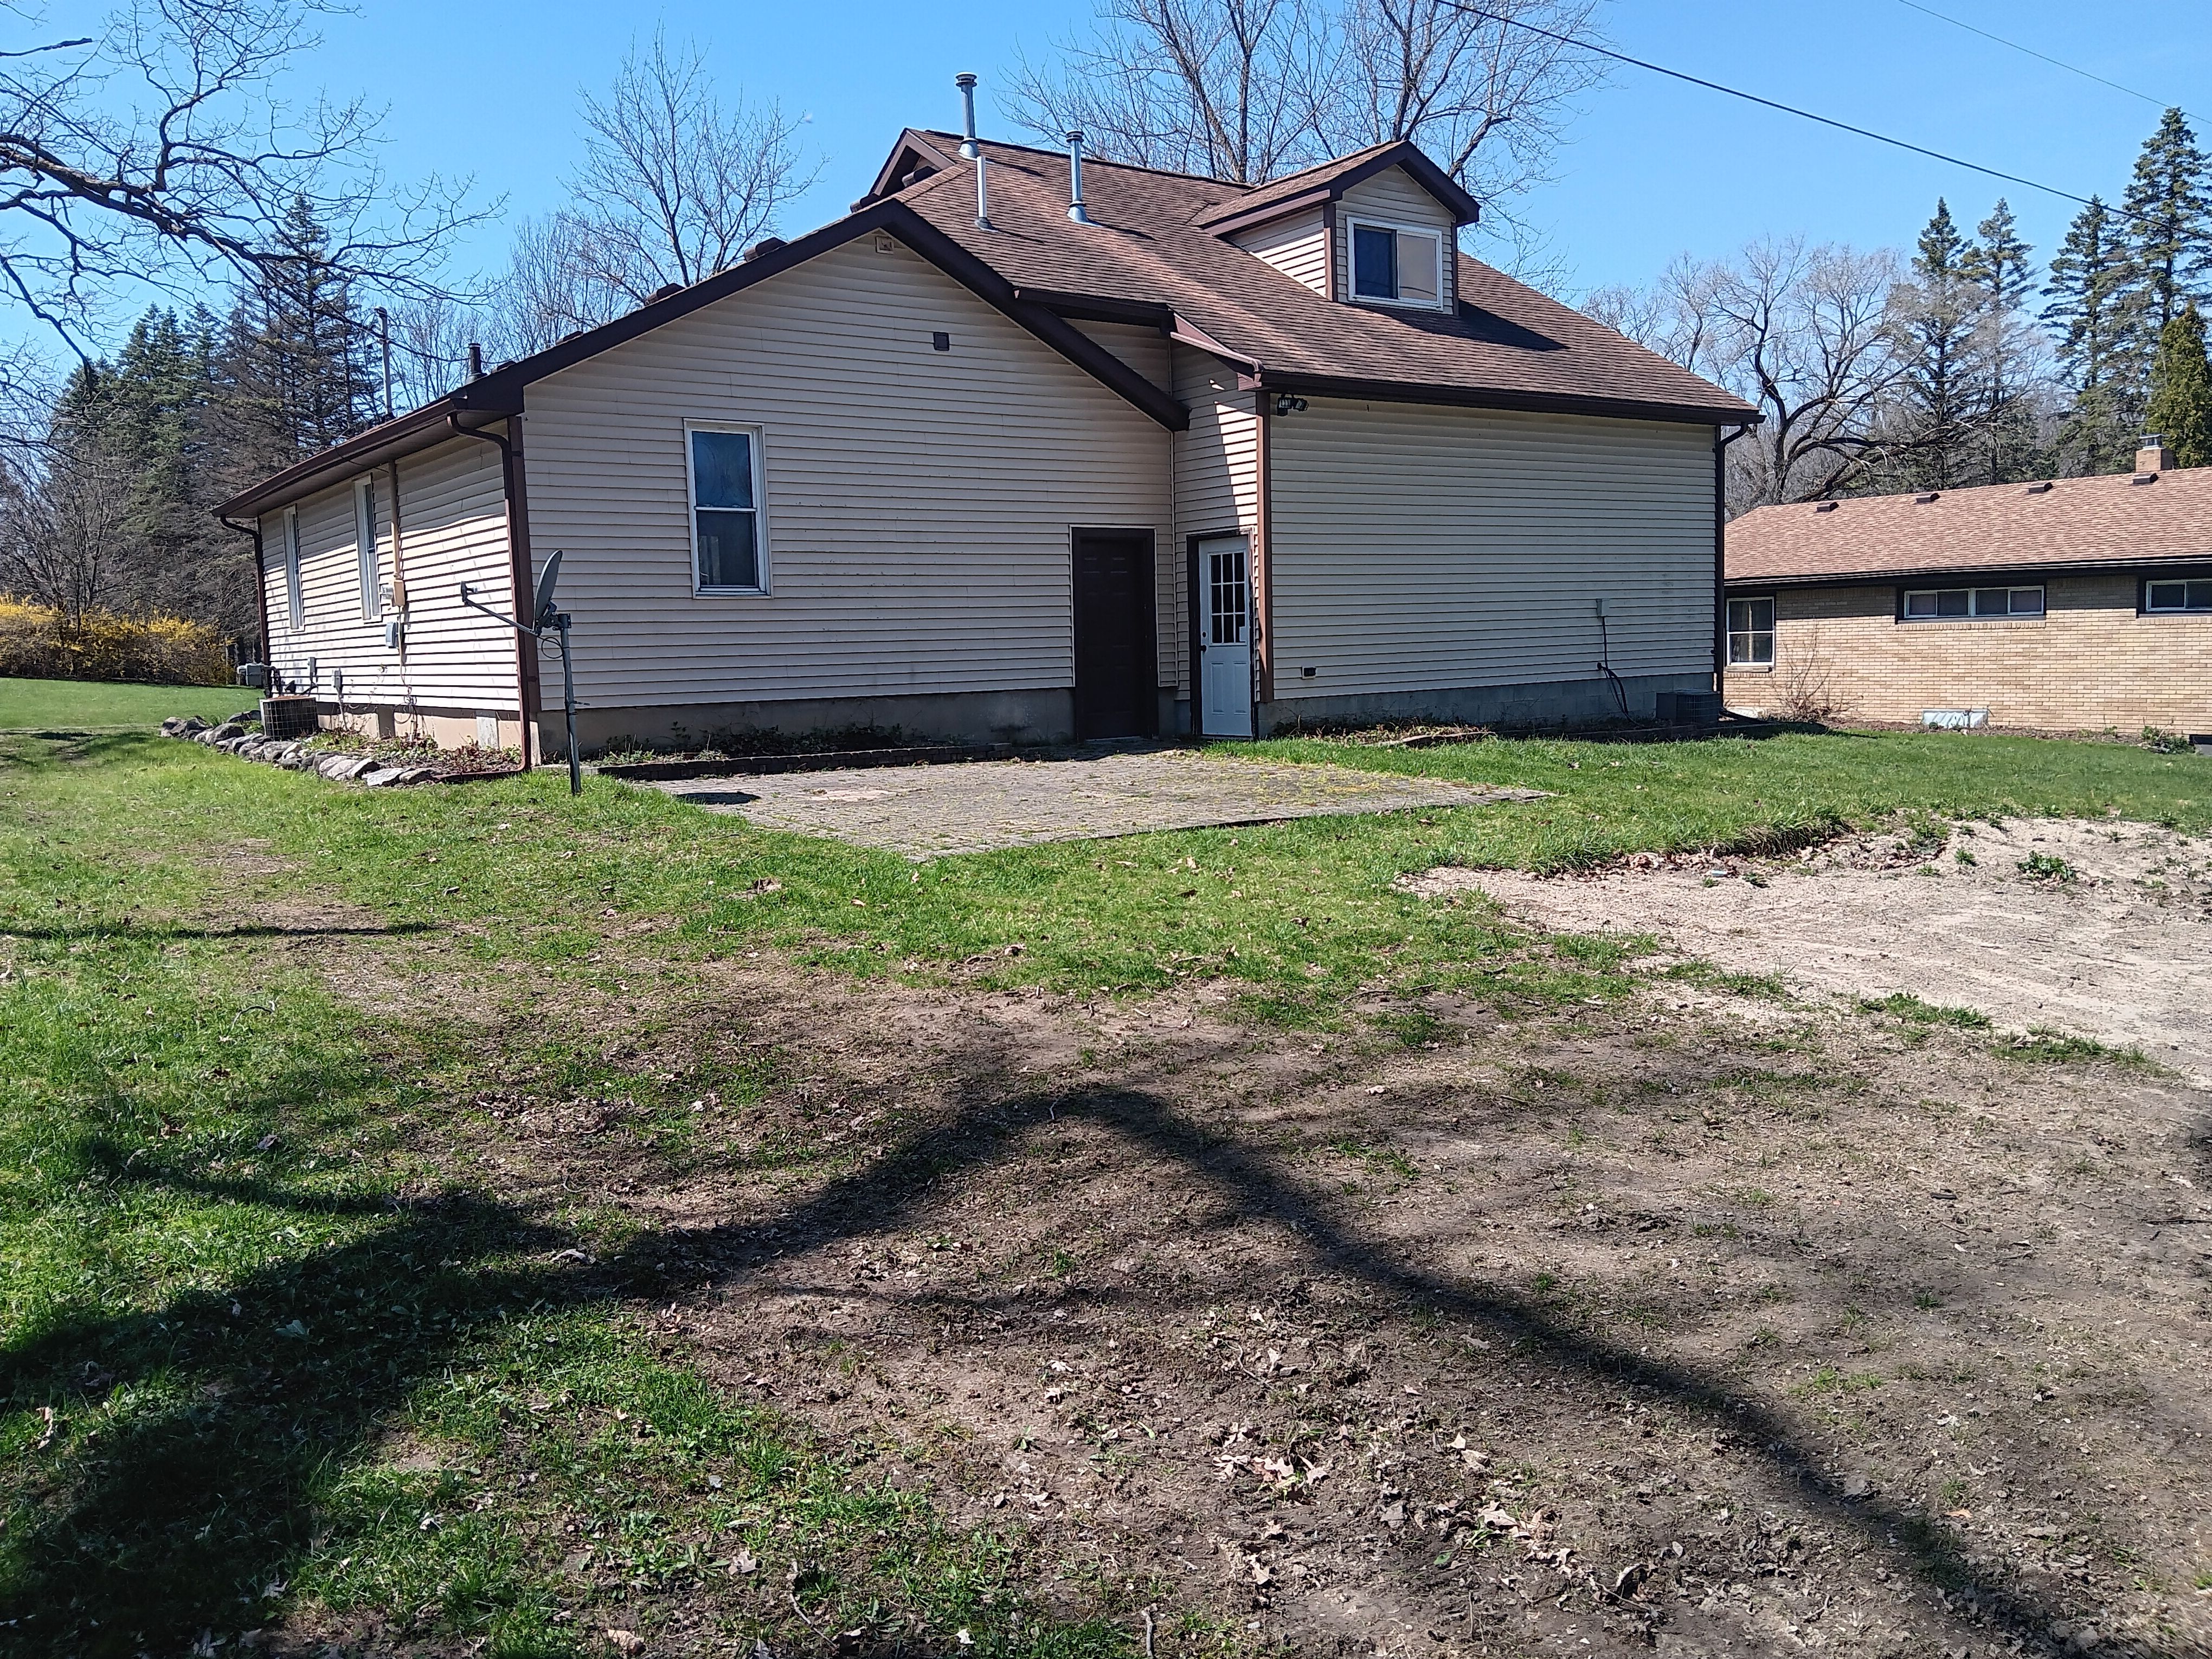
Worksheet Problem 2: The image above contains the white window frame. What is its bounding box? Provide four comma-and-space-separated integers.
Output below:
2143, 576, 2212, 613
282, 507, 303, 630
1900, 584, 2044, 620
1345, 217, 1448, 311
1727, 595, 1776, 668
354, 477, 381, 622
683, 420, 770, 596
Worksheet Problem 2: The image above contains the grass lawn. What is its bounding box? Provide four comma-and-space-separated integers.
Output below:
2, 722, 2206, 1654
0, 674, 248, 731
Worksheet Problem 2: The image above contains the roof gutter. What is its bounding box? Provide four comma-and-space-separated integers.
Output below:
1726, 551, 2212, 590
1251, 369, 1758, 429
1713, 424, 1753, 691
446, 414, 540, 772
218, 513, 268, 681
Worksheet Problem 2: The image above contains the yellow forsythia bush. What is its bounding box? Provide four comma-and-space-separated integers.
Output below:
0, 595, 232, 685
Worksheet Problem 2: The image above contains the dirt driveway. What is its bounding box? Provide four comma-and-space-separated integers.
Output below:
1409, 816, 2212, 1082
643, 746, 1541, 857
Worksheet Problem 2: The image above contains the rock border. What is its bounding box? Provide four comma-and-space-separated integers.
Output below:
160, 713, 441, 788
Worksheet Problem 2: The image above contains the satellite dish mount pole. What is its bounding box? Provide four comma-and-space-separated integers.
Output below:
460, 549, 581, 795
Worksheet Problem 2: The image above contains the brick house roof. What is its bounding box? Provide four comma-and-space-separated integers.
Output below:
1726, 466, 2212, 588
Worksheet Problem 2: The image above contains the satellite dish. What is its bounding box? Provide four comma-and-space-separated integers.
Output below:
533, 549, 564, 628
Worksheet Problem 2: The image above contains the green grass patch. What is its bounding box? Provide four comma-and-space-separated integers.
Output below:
1858, 993, 1992, 1030
1996, 1027, 2159, 1069
0, 675, 248, 732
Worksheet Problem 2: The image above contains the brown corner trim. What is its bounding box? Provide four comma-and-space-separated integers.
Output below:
1253, 392, 1275, 708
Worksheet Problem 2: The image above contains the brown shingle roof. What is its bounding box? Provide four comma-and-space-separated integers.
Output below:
885, 134, 1753, 425
1726, 467, 2212, 588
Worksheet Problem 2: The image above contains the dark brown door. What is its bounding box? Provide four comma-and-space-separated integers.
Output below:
1072, 529, 1156, 740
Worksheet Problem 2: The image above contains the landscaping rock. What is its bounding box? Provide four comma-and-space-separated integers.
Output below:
160, 715, 209, 737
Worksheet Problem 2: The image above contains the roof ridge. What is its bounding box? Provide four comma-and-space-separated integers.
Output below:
914, 128, 1264, 195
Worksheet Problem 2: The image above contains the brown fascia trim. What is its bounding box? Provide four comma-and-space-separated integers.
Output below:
1727, 552, 2212, 591
856, 129, 962, 207
219, 197, 1191, 520
1013, 287, 1174, 329
448, 201, 1186, 430
216, 398, 513, 520
1169, 313, 1253, 368
1197, 143, 1484, 236
1254, 369, 1758, 428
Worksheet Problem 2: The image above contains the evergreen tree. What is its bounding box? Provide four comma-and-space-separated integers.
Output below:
1892, 200, 1986, 488
1960, 199, 2044, 482
2144, 303, 2212, 467
2119, 108, 2212, 335
2043, 196, 2138, 472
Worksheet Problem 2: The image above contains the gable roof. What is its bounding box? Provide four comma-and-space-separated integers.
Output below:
223, 130, 1750, 519
873, 133, 1752, 426
1726, 467, 2212, 589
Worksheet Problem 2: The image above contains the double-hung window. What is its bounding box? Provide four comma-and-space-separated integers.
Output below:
355, 477, 381, 621
1727, 596, 1776, 666
1349, 221, 1444, 307
283, 507, 303, 629
687, 424, 767, 592
1901, 585, 2043, 619
2144, 577, 2212, 612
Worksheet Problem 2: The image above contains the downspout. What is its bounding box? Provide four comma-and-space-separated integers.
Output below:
448, 415, 541, 769
220, 514, 269, 690
1713, 424, 1753, 694
1252, 390, 1274, 737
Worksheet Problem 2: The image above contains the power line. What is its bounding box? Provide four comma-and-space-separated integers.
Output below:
1445, 3, 2140, 223
1892, 0, 2174, 114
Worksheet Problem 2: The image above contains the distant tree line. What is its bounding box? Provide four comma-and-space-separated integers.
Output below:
1591, 110, 2212, 509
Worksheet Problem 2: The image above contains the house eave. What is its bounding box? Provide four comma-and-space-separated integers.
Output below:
215, 401, 518, 520
1257, 369, 1758, 428
1726, 552, 2212, 590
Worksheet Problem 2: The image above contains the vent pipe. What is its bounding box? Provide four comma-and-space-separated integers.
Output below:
1066, 130, 1091, 224
467, 341, 483, 380
955, 73, 980, 159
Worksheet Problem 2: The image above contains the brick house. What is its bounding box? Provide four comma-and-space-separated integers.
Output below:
1722, 439, 2212, 738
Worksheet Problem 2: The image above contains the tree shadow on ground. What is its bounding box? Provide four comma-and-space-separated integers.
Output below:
0, 1078, 2133, 1657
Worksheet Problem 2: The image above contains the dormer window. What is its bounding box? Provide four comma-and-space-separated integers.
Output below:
1350, 220, 1443, 307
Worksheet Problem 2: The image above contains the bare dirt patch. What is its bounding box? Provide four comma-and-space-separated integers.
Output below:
1407, 818, 2212, 1081
642, 747, 1543, 857
398, 944, 2212, 1659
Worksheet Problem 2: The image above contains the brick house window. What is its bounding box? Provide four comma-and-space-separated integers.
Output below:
1727, 596, 1775, 666
1901, 585, 2043, 619
2144, 578, 2212, 612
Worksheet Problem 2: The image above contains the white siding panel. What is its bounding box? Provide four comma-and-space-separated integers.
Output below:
1168, 346, 1263, 696
1071, 319, 1172, 390
260, 436, 517, 712
1269, 399, 1714, 696
519, 237, 1172, 710
1232, 209, 1329, 294
1336, 169, 1457, 308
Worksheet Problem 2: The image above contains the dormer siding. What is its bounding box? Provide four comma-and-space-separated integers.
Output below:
1231, 209, 1331, 296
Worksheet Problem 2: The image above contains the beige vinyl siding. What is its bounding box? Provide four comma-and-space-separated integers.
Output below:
260, 435, 516, 711
1231, 209, 1329, 295
518, 235, 1171, 711
1169, 346, 1263, 696
1336, 169, 1456, 308
1070, 319, 1172, 391
1268, 398, 1714, 695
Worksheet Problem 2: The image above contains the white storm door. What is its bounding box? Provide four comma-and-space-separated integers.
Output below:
1198, 535, 1253, 737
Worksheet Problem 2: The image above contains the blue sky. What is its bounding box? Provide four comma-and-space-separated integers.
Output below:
55, 0, 2212, 349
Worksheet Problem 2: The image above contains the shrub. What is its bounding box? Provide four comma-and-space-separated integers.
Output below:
0, 595, 231, 685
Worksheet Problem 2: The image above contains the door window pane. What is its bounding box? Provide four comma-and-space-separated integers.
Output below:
690, 429, 761, 589
1209, 549, 1247, 645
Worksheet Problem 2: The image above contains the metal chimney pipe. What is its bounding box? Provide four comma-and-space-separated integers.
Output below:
1066, 130, 1091, 224
955, 73, 980, 160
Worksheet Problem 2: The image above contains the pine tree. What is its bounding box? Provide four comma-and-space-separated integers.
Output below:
1960, 199, 2044, 482
1892, 200, 1987, 488
2119, 108, 2212, 335
2043, 196, 2137, 473
2144, 303, 2212, 467
245, 195, 378, 460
